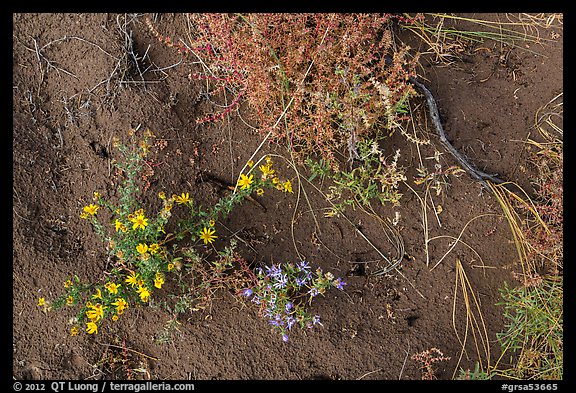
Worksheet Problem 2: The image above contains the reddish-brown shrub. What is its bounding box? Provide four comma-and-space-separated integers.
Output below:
147, 13, 420, 170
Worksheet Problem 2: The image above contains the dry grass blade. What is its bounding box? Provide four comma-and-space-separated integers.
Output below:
516, 13, 563, 28
428, 234, 488, 271
488, 181, 548, 277
356, 206, 405, 277
534, 92, 563, 140
403, 181, 432, 266
430, 213, 499, 271
265, 152, 322, 260
401, 13, 559, 65
452, 258, 491, 378
301, 175, 424, 299
427, 13, 557, 47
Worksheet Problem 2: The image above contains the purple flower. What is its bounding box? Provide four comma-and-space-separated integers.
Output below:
265, 264, 282, 279
268, 314, 283, 327
312, 315, 322, 326
269, 319, 281, 327
286, 316, 296, 330
285, 302, 293, 312
242, 288, 253, 297
282, 333, 289, 342
334, 278, 347, 290
295, 276, 308, 287
273, 274, 288, 289
297, 260, 311, 271
308, 287, 319, 297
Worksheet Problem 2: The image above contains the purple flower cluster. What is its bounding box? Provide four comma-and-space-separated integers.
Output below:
242, 260, 346, 342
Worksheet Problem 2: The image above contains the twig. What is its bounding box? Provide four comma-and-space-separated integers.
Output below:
409, 76, 505, 189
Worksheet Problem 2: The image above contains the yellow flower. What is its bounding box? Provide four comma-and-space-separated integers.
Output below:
199, 227, 217, 244
112, 315, 119, 321
92, 288, 103, 300
259, 163, 275, 180
208, 219, 215, 227
93, 191, 101, 201
83, 204, 99, 216
174, 192, 191, 205
115, 220, 128, 232
137, 285, 151, 302
256, 188, 264, 196
86, 303, 106, 322
105, 282, 121, 295
130, 212, 148, 230
272, 177, 280, 185
237, 173, 254, 190
283, 179, 294, 193
167, 263, 175, 272
158, 191, 166, 200
64, 279, 73, 288
111, 297, 128, 315
66, 296, 74, 306
37, 297, 45, 307
70, 326, 79, 336
149, 243, 160, 255
144, 128, 155, 138
125, 271, 138, 287
86, 321, 98, 334
154, 272, 165, 289
247, 159, 255, 167
136, 243, 149, 254
139, 140, 151, 154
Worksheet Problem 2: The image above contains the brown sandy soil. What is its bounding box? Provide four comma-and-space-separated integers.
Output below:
12, 13, 562, 380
